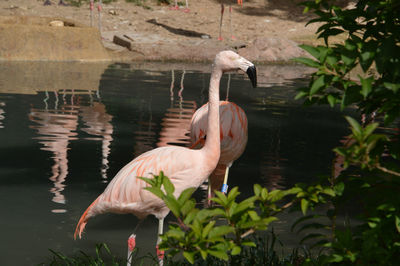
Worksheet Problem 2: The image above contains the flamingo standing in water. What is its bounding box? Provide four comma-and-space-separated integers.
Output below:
74, 50, 257, 265
190, 100, 249, 199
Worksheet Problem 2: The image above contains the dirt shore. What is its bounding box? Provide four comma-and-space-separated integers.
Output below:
0, 0, 321, 62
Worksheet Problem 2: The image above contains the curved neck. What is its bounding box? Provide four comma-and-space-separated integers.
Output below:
203, 65, 221, 156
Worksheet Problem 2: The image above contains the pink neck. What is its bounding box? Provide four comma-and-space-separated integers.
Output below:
203, 66, 221, 158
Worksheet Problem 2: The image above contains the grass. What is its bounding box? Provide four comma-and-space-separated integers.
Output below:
43, 231, 320, 265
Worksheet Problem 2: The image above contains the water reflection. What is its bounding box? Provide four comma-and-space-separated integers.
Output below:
132, 97, 157, 157
0, 62, 351, 265
260, 129, 286, 190
0, 101, 5, 129
29, 91, 79, 213
81, 99, 114, 182
157, 69, 197, 147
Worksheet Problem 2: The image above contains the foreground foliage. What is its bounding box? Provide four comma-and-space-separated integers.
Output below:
292, 0, 400, 264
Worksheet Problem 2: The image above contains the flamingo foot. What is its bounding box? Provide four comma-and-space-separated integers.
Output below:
169, 5, 179, 10
218, 36, 223, 41
156, 245, 165, 260
182, 8, 190, 13
128, 234, 136, 251
231, 35, 236, 40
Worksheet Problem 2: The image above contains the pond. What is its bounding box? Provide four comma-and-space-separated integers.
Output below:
0, 61, 351, 264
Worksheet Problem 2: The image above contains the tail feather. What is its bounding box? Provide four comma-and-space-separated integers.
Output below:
74, 197, 100, 240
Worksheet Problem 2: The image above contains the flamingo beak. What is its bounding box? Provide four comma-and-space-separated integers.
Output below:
246, 65, 257, 88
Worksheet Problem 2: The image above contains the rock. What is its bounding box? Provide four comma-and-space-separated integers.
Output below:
113, 35, 133, 50
49, 20, 64, 27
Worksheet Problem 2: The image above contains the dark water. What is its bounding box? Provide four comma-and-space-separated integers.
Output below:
0, 62, 351, 264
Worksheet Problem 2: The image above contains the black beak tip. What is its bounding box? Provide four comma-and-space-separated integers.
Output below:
246, 66, 257, 88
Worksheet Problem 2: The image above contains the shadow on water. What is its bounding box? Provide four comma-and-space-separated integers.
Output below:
0, 61, 353, 264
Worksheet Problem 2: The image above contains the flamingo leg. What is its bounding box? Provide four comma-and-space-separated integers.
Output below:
156, 218, 165, 266
229, 5, 235, 40
207, 176, 212, 206
170, 0, 179, 10
183, 0, 190, 12
127, 219, 144, 266
98, 0, 102, 34
218, 3, 225, 41
221, 165, 231, 194
90, 0, 94, 27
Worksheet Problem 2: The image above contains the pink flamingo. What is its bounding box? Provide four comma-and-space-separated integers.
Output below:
170, 0, 190, 12
74, 50, 257, 265
218, 0, 243, 41
190, 101, 248, 198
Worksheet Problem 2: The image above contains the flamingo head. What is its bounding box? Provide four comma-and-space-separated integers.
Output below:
214, 50, 257, 88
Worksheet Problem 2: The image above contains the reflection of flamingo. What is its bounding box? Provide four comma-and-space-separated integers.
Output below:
133, 98, 157, 157
157, 69, 197, 148
80, 102, 114, 182
29, 91, 79, 213
74, 51, 257, 266
0, 101, 5, 129
260, 129, 285, 190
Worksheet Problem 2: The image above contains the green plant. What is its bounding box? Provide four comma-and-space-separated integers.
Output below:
140, 172, 312, 264
45, 243, 124, 265
292, 0, 400, 264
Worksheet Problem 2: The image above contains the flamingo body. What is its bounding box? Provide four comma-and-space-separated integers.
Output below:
190, 101, 248, 192
75, 145, 215, 238
190, 101, 247, 166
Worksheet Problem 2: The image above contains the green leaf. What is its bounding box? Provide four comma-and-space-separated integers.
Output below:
162, 175, 175, 194
301, 198, 309, 215
144, 187, 164, 199
138, 176, 156, 186
345, 116, 362, 136
231, 246, 241, 255
184, 209, 198, 224
208, 226, 234, 239
384, 82, 400, 93
242, 241, 257, 247
200, 250, 207, 260
202, 221, 216, 238
178, 187, 196, 204
248, 210, 260, 221
359, 75, 373, 99
299, 44, 321, 59
295, 91, 308, 100
310, 75, 325, 95
180, 200, 195, 216
227, 186, 240, 203
253, 184, 262, 196
363, 122, 379, 137
395, 216, 400, 233
166, 228, 185, 239
214, 191, 228, 206
164, 196, 180, 217
208, 249, 229, 261
292, 57, 320, 68
183, 251, 195, 264
327, 94, 336, 107
322, 188, 335, 197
